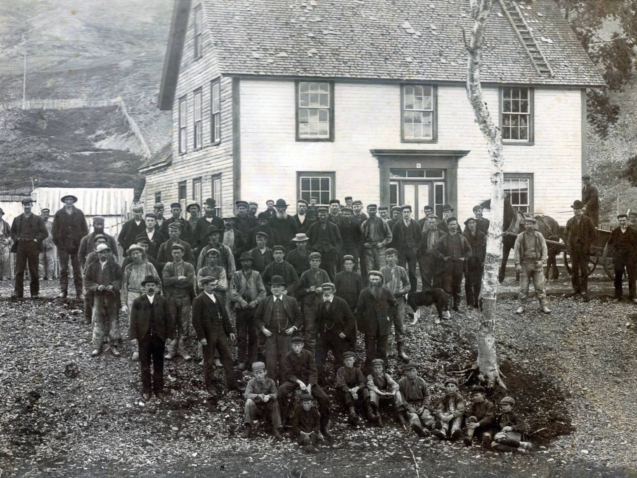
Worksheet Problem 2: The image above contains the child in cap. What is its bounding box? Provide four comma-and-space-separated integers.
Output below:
492, 396, 532, 453
433, 377, 465, 441
463, 385, 495, 448
292, 393, 322, 453
336, 351, 370, 426
366, 358, 402, 428
397, 364, 434, 437
241, 362, 283, 441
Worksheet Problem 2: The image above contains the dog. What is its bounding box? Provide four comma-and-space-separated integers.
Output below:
406, 288, 448, 324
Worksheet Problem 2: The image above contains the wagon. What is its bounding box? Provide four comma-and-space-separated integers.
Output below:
562, 227, 614, 280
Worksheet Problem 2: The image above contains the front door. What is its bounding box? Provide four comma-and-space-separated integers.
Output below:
403, 183, 430, 221
390, 175, 446, 221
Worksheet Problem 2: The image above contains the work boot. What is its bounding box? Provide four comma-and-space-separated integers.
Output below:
303, 445, 319, 453
398, 412, 409, 430
91, 347, 102, 357
240, 424, 253, 439
582, 293, 590, 303
519, 441, 533, 451
377, 415, 384, 428
58, 291, 67, 299
348, 406, 359, 426
365, 401, 378, 423
141, 391, 151, 402
482, 434, 492, 449
111, 346, 121, 357
450, 428, 462, 441
463, 436, 473, 447
396, 342, 410, 363
180, 351, 192, 361
321, 429, 334, 443
273, 428, 283, 441
214, 358, 222, 367
442, 310, 451, 320
541, 305, 551, 314
432, 428, 447, 440
131, 351, 139, 361
164, 350, 176, 360
515, 306, 525, 314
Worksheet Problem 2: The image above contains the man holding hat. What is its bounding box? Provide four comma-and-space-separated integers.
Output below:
160, 203, 194, 246
249, 231, 274, 273
10, 198, 48, 299
79, 217, 118, 270
186, 203, 201, 231
307, 207, 342, 280
129, 275, 174, 401
356, 271, 398, 373
337, 208, 363, 272
464, 385, 495, 448
140, 213, 166, 261
230, 252, 267, 370
241, 362, 283, 440
196, 226, 235, 282
582, 174, 599, 227
268, 199, 299, 251
248, 212, 278, 249
0, 208, 13, 281
293, 199, 310, 234
361, 204, 393, 276
192, 276, 244, 396
193, 199, 224, 253
564, 200, 597, 300
286, 233, 311, 277
463, 217, 487, 309
297, 252, 331, 353
84, 243, 123, 357
38, 208, 56, 280
162, 243, 196, 360
118, 205, 146, 256
234, 200, 258, 238
513, 215, 551, 314
391, 205, 422, 294
262, 246, 299, 296
608, 214, 637, 302
417, 214, 445, 291
153, 203, 166, 229
156, 222, 195, 274
254, 275, 304, 383
52, 194, 89, 299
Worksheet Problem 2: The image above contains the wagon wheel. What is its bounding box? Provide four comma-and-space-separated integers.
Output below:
562, 251, 598, 276
601, 242, 615, 281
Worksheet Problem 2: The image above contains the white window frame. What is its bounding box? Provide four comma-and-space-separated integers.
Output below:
194, 4, 203, 60
501, 87, 533, 143
211, 80, 221, 144
297, 81, 333, 141
179, 96, 187, 154
298, 172, 335, 206
193, 177, 202, 208
211, 175, 222, 216
503, 173, 533, 214
402, 85, 436, 142
194, 89, 203, 150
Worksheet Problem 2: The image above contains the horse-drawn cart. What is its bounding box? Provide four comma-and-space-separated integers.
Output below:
562, 227, 614, 280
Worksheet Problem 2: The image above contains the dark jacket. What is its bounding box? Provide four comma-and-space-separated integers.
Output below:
496, 411, 527, 434
286, 248, 311, 277
334, 270, 363, 311
52, 206, 89, 252
222, 227, 247, 256
192, 292, 234, 340
79, 232, 118, 268
564, 215, 596, 253
608, 227, 637, 258
306, 221, 343, 254
162, 261, 196, 299
268, 215, 299, 250
292, 407, 321, 437
117, 218, 146, 255
254, 294, 304, 333
129, 294, 175, 342
193, 216, 224, 252
436, 392, 466, 419
463, 229, 487, 265
83, 259, 122, 301
417, 228, 446, 260
466, 399, 496, 428
159, 217, 195, 246
582, 184, 599, 213
235, 215, 258, 239
10, 213, 48, 252
293, 214, 311, 234
156, 238, 195, 271
248, 225, 278, 249
355, 287, 397, 337
436, 233, 472, 261
283, 349, 318, 385
142, 229, 166, 260
338, 220, 364, 251
391, 219, 423, 253
249, 246, 274, 273
262, 261, 300, 296
317, 295, 356, 340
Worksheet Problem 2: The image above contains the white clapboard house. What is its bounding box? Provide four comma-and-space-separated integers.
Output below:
141, 0, 604, 222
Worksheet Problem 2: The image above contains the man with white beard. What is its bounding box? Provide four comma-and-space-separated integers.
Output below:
268, 199, 298, 252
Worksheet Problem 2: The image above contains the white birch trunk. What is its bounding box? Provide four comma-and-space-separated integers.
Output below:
466, 0, 506, 388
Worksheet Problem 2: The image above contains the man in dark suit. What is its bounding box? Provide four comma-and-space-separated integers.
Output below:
608, 214, 637, 303
356, 271, 397, 374
222, 215, 247, 260
564, 200, 597, 300
307, 207, 343, 281
337, 208, 363, 272
52, 194, 89, 299
268, 199, 299, 252
468, 205, 490, 236
234, 200, 258, 238
141, 213, 166, 261
248, 212, 278, 249
156, 222, 195, 273
255, 275, 304, 383
316, 282, 356, 375
391, 205, 422, 294
129, 275, 175, 401
79, 216, 118, 269
582, 174, 599, 227
159, 203, 194, 246
118, 205, 146, 256
192, 277, 245, 396
10, 198, 48, 299
193, 198, 224, 254
293, 199, 311, 234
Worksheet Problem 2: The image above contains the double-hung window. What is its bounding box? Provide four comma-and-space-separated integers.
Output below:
402, 85, 436, 142
501, 87, 533, 142
297, 82, 333, 140
179, 97, 187, 154
194, 89, 203, 149
503, 174, 533, 213
298, 172, 334, 205
211, 80, 221, 144
193, 4, 203, 60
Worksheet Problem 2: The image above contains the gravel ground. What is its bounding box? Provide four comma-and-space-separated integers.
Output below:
0, 271, 636, 477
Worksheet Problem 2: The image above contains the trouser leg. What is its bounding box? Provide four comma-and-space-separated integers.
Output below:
363, 334, 377, 374
266, 400, 282, 428
442, 264, 453, 310
364, 248, 376, 275
627, 260, 637, 299
277, 381, 297, 422
532, 265, 547, 305
302, 304, 318, 355
323, 251, 338, 281
127, 292, 141, 349
106, 295, 121, 344
139, 333, 152, 393
244, 399, 259, 425
70, 252, 82, 294
264, 335, 279, 382
311, 385, 331, 430
376, 246, 387, 269
451, 261, 463, 308
451, 415, 463, 433
359, 246, 368, 285
519, 264, 532, 304
236, 308, 249, 364
369, 390, 380, 407
276, 334, 291, 384
377, 334, 388, 363
403, 247, 418, 293
92, 295, 107, 347
213, 328, 237, 389
14, 242, 29, 297
393, 297, 405, 344
26, 244, 40, 296
151, 335, 165, 392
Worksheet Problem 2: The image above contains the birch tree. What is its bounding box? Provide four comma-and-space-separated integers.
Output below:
465, 0, 506, 389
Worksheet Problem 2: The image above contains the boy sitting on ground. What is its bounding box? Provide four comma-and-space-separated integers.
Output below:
241, 362, 283, 441
463, 385, 495, 448
336, 351, 371, 426
492, 396, 533, 453
292, 394, 322, 454
433, 377, 465, 441
396, 364, 434, 437
367, 358, 402, 427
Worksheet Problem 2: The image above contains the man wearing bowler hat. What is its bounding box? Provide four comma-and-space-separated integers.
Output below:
52, 194, 89, 299
268, 199, 299, 251
160, 202, 194, 246
608, 214, 637, 303
193, 198, 224, 253
118, 205, 146, 256
582, 174, 599, 227
255, 275, 303, 383
10, 198, 48, 299
129, 275, 174, 401
564, 200, 596, 300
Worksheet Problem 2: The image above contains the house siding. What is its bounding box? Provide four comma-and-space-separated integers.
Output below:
240, 79, 582, 223
143, 3, 235, 217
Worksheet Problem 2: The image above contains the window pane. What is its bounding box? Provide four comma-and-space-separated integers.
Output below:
311, 178, 319, 190
319, 83, 329, 93
520, 88, 528, 100
423, 95, 432, 110
520, 100, 528, 113
320, 192, 329, 205
390, 183, 398, 205
300, 82, 309, 94
299, 109, 308, 123
319, 109, 328, 122
301, 178, 310, 190
404, 89, 414, 110
511, 128, 519, 140
319, 92, 329, 107
321, 178, 330, 189
503, 100, 511, 113
519, 127, 528, 140
310, 92, 319, 106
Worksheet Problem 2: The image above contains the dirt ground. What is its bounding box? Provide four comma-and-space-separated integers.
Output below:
1, 268, 637, 477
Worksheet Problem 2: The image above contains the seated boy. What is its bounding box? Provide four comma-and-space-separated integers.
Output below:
396, 363, 434, 437
292, 393, 322, 454
336, 351, 371, 426
241, 362, 283, 441
433, 377, 465, 441
492, 396, 533, 453
367, 358, 402, 427
463, 385, 495, 447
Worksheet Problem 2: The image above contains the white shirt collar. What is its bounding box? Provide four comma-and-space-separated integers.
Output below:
273, 295, 283, 302
205, 292, 217, 302
146, 294, 155, 304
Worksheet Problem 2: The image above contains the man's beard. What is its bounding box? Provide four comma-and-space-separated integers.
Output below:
369, 282, 382, 299
276, 210, 288, 219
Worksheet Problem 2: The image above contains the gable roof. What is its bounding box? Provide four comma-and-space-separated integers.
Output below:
160, 0, 604, 109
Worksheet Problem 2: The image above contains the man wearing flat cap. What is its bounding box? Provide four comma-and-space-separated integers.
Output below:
307, 207, 342, 281
196, 226, 235, 283
391, 205, 422, 294
464, 385, 495, 448
222, 214, 247, 260
249, 231, 274, 274
82, 235, 112, 324
248, 202, 258, 220
84, 244, 123, 357
467, 205, 490, 236
356, 270, 398, 374
255, 275, 304, 383
378, 206, 389, 222
38, 208, 56, 280
513, 215, 550, 314
337, 207, 363, 272
248, 212, 278, 250
160, 203, 194, 246
79, 216, 118, 270
186, 203, 201, 231
293, 199, 310, 234
262, 245, 299, 297
156, 222, 195, 274
118, 205, 146, 256
153, 203, 166, 229
361, 204, 393, 277
582, 174, 599, 227
437, 204, 454, 234
140, 213, 166, 262
234, 200, 258, 238
192, 276, 245, 396
608, 213, 637, 303
52, 194, 89, 299
10, 198, 48, 299
297, 252, 331, 354
163, 243, 196, 360
241, 362, 283, 440
268, 199, 299, 252
328, 199, 342, 225
286, 233, 311, 277
564, 200, 596, 300
387, 206, 402, 233
436, 216, 472, 316
129, 275, 174, 401
0, 207, 13, 281
193, 198, 224, 254
334, 255, 363, 314
230, 252, 267, 371
344, 196, 353, 209
264, 199, 277, 219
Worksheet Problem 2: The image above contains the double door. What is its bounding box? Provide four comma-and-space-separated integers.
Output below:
390, 181, 445, 221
